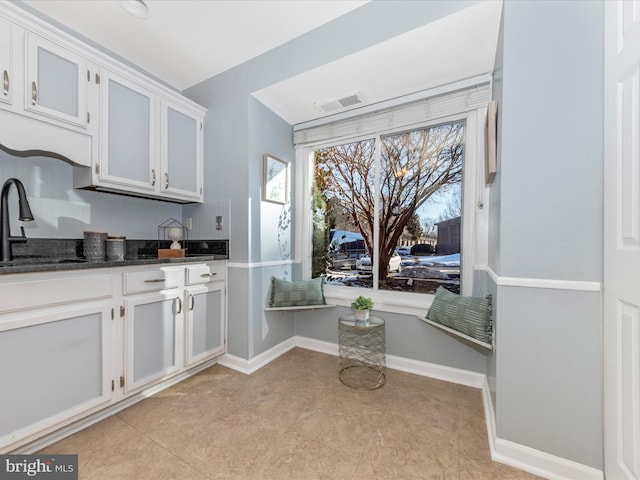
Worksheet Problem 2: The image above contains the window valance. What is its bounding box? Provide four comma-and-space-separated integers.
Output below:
293, 78, 491, 147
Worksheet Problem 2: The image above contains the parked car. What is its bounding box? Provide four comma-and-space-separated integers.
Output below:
396, 246, 412, 256
410, 243, 435, 255
356, 251, 402, 274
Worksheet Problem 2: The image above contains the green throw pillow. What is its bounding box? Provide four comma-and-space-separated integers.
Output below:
269, 277, 326, 307
427, 286, 492, 343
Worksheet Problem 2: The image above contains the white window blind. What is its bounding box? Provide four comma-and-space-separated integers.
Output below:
293, 81, 490, 147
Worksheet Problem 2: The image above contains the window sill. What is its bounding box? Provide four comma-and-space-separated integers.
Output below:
324, 285, 433, 318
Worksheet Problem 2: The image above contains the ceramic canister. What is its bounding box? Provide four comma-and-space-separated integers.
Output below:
106, 236, 126, 261
83, 231, 108, 260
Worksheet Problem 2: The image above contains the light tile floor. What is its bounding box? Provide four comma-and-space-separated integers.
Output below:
39, 348, 542, 480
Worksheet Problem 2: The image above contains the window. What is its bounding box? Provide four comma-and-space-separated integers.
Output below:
294, 82, 490, 314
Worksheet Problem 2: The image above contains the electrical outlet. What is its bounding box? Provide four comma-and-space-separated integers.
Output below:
216, 216, 223, 230
185, 217, 192, 230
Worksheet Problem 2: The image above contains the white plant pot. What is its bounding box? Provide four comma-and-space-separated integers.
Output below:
354, 309, 370, 322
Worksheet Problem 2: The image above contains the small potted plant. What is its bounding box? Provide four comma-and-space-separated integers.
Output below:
351, 295, 374, 322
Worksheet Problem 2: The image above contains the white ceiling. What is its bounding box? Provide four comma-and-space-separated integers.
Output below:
22, 0, 502, 126
23, 0, 368, 90
254, 1, 502, 125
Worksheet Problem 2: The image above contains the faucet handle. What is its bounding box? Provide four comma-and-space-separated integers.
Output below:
9, 226, 28, 243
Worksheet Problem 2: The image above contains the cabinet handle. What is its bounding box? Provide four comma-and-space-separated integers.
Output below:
164, 173, 169, 189
189, 294, 194, 311
175, 297, 182, 314
144, 278, 165, 283
31, 81, 37, 105
151, 169, 156, 186
3, 70, 8, 96
200, 272, 217, 278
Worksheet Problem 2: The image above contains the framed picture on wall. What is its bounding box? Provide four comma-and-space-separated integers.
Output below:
485, 100, 497, 184
263, 154, 288, 204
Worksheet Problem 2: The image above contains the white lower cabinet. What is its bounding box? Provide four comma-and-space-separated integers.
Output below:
0, 299, 113, 450
0, 260, 226, 452
123, 290, 183, 394
185, 282, 225, 366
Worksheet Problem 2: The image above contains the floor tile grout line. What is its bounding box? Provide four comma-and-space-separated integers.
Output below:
115, 412, 214, 480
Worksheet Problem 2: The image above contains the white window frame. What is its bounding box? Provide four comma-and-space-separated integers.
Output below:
294, 85, 491, 317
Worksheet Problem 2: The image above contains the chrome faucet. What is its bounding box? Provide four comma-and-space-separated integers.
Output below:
1, 178, 34, 262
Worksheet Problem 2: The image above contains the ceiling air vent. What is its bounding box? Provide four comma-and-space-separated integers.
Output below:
314, 92, 363, 114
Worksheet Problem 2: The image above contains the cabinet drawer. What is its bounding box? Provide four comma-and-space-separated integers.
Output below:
123, 267, 181, 295
0, 274, 112, 314
186, 263, 226, 285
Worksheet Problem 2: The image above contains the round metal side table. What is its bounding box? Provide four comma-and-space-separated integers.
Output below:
338, 314, 386, 390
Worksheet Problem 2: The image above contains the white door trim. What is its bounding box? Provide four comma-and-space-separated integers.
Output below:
604, 1, 640, 478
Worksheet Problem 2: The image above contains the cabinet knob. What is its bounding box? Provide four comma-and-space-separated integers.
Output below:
164, 173, 169, 189
175, 297, 182, 314
189, 294, 195, 311
3, 70, 8, 96
151, 169, 156, 186
31, 81, 37, 105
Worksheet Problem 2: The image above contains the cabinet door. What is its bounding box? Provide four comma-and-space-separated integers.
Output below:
124, 291, 182, 394
0, 17, 11, 106
161, 100, 203, 201
25, 33, 88, 127
185, 282, 225, 367
100, 70, 156, 192
0, 301, 113, 451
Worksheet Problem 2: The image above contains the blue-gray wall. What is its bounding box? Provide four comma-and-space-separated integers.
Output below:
490, 0, 604, 469
1, 151, 182, 239
183, 0, 492, 366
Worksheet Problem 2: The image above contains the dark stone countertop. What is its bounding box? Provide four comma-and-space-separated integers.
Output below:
0, 254, 228, 275
0, 238, 229, 275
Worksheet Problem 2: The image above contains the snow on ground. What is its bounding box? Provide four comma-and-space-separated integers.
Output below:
414, 253, 460, 266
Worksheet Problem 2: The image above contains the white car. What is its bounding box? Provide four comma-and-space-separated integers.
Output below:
356, 251, 402, 274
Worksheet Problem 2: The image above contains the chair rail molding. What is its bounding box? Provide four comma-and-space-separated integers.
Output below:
484, 266, 601, 292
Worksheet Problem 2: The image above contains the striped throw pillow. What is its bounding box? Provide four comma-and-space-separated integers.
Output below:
427, 286, 492, 343
269, 277, 326, 307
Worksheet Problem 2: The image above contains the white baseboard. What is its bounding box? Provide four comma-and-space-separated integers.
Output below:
217, 337, 297, 374
294, 336, 338, 356
294, 335, 485, 387
228, 336, 603, 480
386, 352, 486, 388
492, 438, 604, 480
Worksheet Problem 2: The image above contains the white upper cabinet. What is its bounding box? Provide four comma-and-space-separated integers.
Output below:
80, 69, 205, 203
0, 4, 206, 203
25, 33, 89, 128
99, 70, 156, 193
161, 100, 203, 201
0, 18, 12, 106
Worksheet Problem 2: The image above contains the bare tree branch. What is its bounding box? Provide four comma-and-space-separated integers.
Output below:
315, 122, 463, 279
